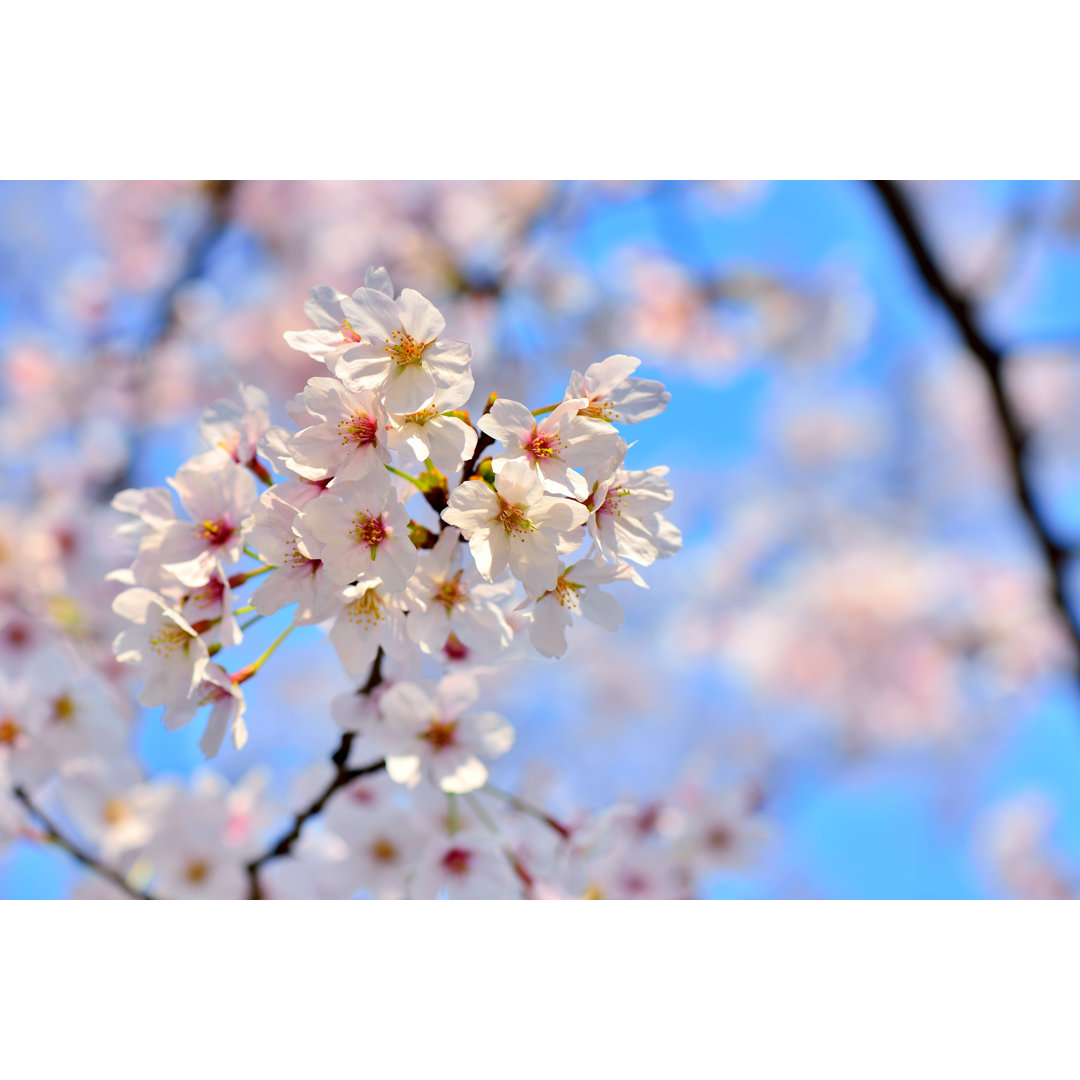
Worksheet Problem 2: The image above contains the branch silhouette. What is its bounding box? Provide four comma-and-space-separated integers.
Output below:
245, 649, 387, 899
13, 786, 156, 900
869, 180, 1080, 676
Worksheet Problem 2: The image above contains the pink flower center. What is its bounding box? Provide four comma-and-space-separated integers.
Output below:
384, 328, 428, 366
340, 319, 363, 343
372, 838, 399, 864
496, 499, 535, 537
442, 847, 472, 877
188, 577, 226, 614
420, 719, 458, 751
217, 433, 242, 462
197, 681, 231, 707
525, 429, 561, 460
283, 538, 320, 572
433, 571, 467, 613
339, 411, 379, 448
198, 518, 234, 547
443, 633, 470, 661
580, 399, 616, 422
352, 513, 388, 553
596, 488, 627, 518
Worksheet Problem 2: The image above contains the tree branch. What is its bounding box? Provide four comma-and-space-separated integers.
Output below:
245, 649, 387, 899
868, 180, 1080, 675
141, 180, 238, 353
13, 786, 155, 900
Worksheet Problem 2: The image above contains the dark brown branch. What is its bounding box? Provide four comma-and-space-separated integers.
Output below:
869, 180, 1080, 674
13, 786, 155, 900
102, 180, 241, 504
141, 180, 238, 353
457, 392, 498, 489
245, 649, 387, 899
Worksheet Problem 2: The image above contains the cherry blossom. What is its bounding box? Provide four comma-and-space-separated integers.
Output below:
286, 378, 391, 483
405, 528, 513, 658
299, 472, 417, 592
586, 456, 681, 567
369, 674, 514, 794
386, 380, 478, 475
525, 555, 636, 659
564, 353, 671, 425
196, 384, 271, 471
161, 661, 248, 759
153, 461, 256, 587
327, 582, 410, 679
111, 588, 209, 709
246, 489, 337, 624
409, 827, 520, 900
441, 458, 589, 596
335, 286, 472, 414
480, 396, 624, 498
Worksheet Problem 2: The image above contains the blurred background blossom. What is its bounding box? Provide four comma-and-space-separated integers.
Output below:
4, 179, 1080, 898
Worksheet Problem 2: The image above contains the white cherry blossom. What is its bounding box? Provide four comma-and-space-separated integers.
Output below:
283, 267, 396, 368
441, 458, 589, 596
587, 456, 682, 567
371, 674, 514, 794
480, 396, 624, 498
299, 471, 417, 592
525, 556, 635, 659
182, 572, 241, 648
386, 379, 478, 475
287, 377, 391, 483
23, 653, 127, 770
58, 760, 168, 861
0, 671, 50, 788
112, 587, 210, 708
335, 287, 472, 414
152, 461, 256, 587
328, 582, 410, 679
322, 795, 426, 899
409, 827, 519, 899
161, 661, 248, 758
405, 528, 514, 658
565, 353, 671, 424
246, 489, 338, 623
197, 384, 271, 469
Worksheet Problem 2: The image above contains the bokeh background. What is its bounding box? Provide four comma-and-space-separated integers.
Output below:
4, 179, 1080, 899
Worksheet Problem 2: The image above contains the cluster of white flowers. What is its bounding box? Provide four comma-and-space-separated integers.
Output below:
98, 268, 682, 897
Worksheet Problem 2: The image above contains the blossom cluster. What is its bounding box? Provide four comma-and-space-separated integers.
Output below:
96, 268, 685, 897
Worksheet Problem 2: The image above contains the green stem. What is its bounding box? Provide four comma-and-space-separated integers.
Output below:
482, 783, 572, 840
232, 623, 294, 684
384, 464, 425, 490
531, 403, 559, 417
465, 792, 499, 834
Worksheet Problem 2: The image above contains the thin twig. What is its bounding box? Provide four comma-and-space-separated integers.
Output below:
245, 649, 387, 899
13, 786, 155, 900
868, 180, 1080, 676
481, 782, 572, 840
